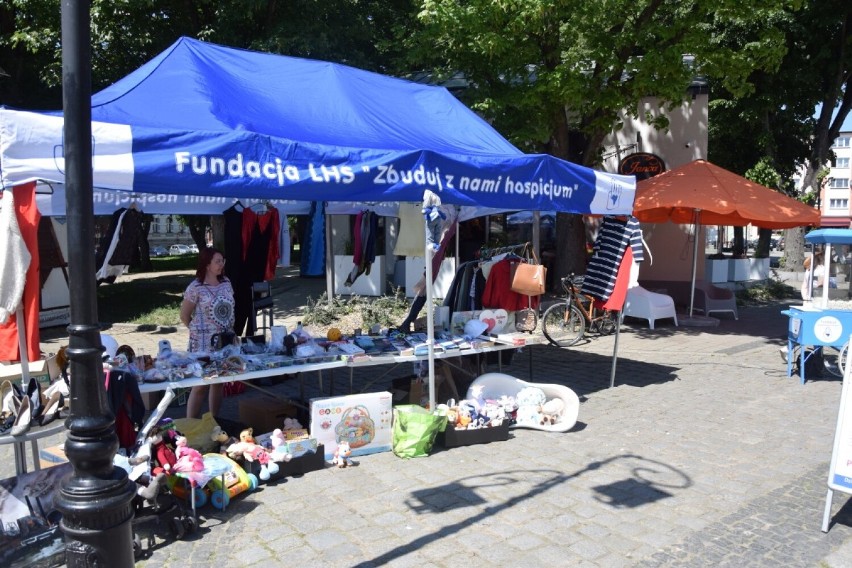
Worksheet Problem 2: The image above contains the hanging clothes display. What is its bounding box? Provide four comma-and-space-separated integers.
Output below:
345, 210, 379, 287
481, 257, 540, 312
0, 182, 41, 362
94, 206, 145, 284
581, 216, 644, 303
223, 203, 252, 336
300, 201, 326, 277
241, 205, 280, 282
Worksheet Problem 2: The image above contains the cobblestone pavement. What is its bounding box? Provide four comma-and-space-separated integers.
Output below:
4, 269, 852, 567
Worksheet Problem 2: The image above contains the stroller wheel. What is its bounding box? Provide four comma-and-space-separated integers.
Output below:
169, 516, 186, 539
183, 515, 198, 534
192, 487, 208, 508
247, 473, 259, 491
210, 489, 230, 510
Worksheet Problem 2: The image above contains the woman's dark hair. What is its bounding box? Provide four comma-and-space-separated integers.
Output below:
195, 246, 226, 283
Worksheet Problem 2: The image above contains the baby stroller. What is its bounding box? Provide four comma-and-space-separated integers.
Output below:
109, 382, 198, 557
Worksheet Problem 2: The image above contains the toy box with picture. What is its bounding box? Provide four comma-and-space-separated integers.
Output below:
309, 392, 393, 460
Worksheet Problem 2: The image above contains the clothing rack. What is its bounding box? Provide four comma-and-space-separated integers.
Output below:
479, 242, 529, 260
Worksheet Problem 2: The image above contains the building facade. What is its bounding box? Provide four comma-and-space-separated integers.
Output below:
821, 133, 852, 227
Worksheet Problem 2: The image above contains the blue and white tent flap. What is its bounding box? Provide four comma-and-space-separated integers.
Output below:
1, 37, 634, 216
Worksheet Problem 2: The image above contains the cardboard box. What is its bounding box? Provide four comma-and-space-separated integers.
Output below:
391, 377, 424, 405
238, 396, 300, 435
310, 392, 393, 460
39, 444, 69, 469
0, 356, 60, 390
438, 422, 510, 448
276, 444, 325, 477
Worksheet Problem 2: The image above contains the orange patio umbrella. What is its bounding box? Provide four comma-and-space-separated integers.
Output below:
633, 159, 819, 229
632, 160, 819, 318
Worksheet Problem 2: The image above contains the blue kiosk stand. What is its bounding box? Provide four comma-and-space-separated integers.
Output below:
783, 229, 852, 384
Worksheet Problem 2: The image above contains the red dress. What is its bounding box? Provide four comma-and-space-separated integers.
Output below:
0, 182, 41, 362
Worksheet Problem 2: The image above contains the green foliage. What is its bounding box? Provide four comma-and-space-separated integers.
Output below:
735, 278, 799, 305
358, 287, 411, 328
97, 274, 186, 326
303, 292, 361, 328
303, 287, 412, 329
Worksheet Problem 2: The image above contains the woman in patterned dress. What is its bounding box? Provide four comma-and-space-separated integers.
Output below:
180, 247, 235, 418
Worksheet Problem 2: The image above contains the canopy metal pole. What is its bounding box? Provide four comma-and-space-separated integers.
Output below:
609, 311, 622, 388
425, 241, 436, 410
325, 212, 333, 307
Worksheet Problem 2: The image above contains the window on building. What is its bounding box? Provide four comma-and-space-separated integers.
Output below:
835, 136, 851, 148
829, 198, 849, 209
837, 157, 850, 169
829, 178, 850, 189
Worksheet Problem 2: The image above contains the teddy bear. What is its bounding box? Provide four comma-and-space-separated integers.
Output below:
332, 441, 354, 468
210, 425, 238, 454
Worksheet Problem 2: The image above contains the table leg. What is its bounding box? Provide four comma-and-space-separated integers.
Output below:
29, 439, 40, 472
14, 441, 27, 476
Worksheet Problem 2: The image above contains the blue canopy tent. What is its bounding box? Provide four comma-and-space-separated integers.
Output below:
0, 36, 636, 408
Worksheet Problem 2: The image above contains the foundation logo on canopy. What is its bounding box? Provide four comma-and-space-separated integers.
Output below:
618, 152, 666, 181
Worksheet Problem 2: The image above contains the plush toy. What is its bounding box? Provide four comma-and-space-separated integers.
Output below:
332, 441, 354, 468
422, 189, 447, 252
540, 398, 565, 426
516, 404, 544, 428
455, 406, 472, 430
226, 428, 280, 481
149, 430, 177, 476
172, 435, 204, 473
283, 417, 304, 431
268, 428, 293, 463
210, 425, 238, 454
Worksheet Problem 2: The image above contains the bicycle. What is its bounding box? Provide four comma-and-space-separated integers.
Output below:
541, 273, 618, 347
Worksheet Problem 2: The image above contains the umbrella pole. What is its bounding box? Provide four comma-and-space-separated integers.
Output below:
688, 210, 700, 318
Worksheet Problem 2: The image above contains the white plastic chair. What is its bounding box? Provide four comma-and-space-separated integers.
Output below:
621, 285, 678, 330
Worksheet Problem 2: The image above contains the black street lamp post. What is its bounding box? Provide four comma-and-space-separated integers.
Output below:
54, 1, 137, 565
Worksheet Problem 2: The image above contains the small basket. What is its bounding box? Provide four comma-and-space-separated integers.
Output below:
515, 308, 537, 333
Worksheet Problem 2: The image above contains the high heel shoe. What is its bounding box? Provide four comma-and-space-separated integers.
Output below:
10, 395, 32, 436
0, 379, 23, 417
38, 392, 65, 427
26, 377, 44, 424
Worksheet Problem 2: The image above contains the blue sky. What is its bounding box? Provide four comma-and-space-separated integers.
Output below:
815, 103, 852, 130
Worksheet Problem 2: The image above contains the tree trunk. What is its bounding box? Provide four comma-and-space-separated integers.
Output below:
784, 226, 806, 272
554, 213, 589, 282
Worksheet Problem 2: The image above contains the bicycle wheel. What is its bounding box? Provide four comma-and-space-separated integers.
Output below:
542, 303, 586, 347
822, 344, 846, 378
592, 310, 617, 336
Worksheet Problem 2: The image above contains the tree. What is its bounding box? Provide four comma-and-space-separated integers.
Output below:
411, 0, 794, 279
707, 1, 851, 269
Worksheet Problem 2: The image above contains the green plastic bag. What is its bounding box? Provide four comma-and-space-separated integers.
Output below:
392, 405, 448, 458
